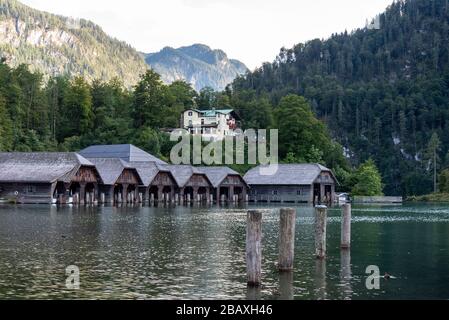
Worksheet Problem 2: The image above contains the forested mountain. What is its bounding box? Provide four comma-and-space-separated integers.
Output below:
145, 44, 248, 91
0, 0, 147, 87
229, 0, 449, 196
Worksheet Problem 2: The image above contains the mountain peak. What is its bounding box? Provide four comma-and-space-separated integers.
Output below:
0, 0, 147, 87
145, 44, 247, 91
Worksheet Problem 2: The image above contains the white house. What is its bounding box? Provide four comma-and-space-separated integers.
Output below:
180, 109, 240, 141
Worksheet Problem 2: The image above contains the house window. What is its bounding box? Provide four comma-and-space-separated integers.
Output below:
188, 111, 193, 116
27, 185, 36, 193
297, 190, 301, 195
273, 190, 278, 195
201, 119, 205, 125
188, 120, 192, 126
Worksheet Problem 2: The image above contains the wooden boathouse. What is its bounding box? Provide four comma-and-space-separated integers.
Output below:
161, 165, 213, 203
244, 164, 337, 205
0, 153, 101, 204
197, 167, 249, 203
129, 161, 177, 203
86, 158, 143, 204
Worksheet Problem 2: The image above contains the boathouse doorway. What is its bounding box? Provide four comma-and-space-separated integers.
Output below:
69, 182, 80, 203
234, 186, 243, 201
184, 187, 194, 202
313, 183, 321, 205
162, 186, 172, 202
219, 187, 229, 201
85, 183, 96, 204
149, 186, 158, 201
198, 187, 207, 201
54, 182, 66, 203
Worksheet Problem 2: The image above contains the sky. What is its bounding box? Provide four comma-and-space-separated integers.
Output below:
20, 0, 394, 70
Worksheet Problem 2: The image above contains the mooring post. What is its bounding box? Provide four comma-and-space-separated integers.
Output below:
100, 193, 105, 204
341, 203, 351, 249
315, 205, 327, 259
246, 210, 262, 287
279, 208, 296, 271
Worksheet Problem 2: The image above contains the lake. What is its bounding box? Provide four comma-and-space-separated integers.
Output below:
0, 203, 448, 300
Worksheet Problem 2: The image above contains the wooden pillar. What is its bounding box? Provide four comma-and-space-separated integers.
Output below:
216, 188, 220, 204
279, 208, 296, 271
229, 185, 234, 203
122, 184, 128, 204
242, 186, 247, 203
157, 186, 163, 203
170, 188, 175, 204
320, 184, 325, 205
205, 188, 210, 204
315, 205, 327, 259
107, 186, 114, 204
179, 188, 185, 205
144, 187, 150, 204
193, 187, 199, 203
79, 183, 86, 205
341, 204, 351, 249
309, 184, 314, 204
246, 210, 262, 287
93, 183, 98, 203
330, 184, 335, 206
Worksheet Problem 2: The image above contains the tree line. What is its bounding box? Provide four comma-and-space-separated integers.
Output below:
0, 58, 384, 195
228, 0, 449, 196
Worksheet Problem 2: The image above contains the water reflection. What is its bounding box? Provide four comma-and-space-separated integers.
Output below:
314, 259, 327, 300
340, 249, 352, 300
246, 286, 261, 300
0, 203, 449, 299
278, 272, 294, 300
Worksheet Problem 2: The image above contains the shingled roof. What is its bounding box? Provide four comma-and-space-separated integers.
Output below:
197, 166, 245, 188
0, 153, 95, 183
79, 144, 167, 164
157, 164, 211, 188
126, 161, 175, 186
86, 158, 142, 185
243, 164, 336, 186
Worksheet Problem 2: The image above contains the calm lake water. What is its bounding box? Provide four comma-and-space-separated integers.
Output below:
0, 203, 448, 300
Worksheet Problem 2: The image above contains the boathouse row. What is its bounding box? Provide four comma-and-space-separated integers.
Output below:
0, 146, 337, 205
0, 153, 101, 204
243, 164, 338, 205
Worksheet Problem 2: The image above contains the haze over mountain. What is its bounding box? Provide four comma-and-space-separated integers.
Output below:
144, 44, 248, 91
0, 0, 148, 86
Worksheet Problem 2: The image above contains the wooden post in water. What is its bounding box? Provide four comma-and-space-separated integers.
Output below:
246, 210, 262, 287
278, 208, 296, 271
315, 205, 327, 259
100, 193, 105, 204
341, 203, 351, 249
